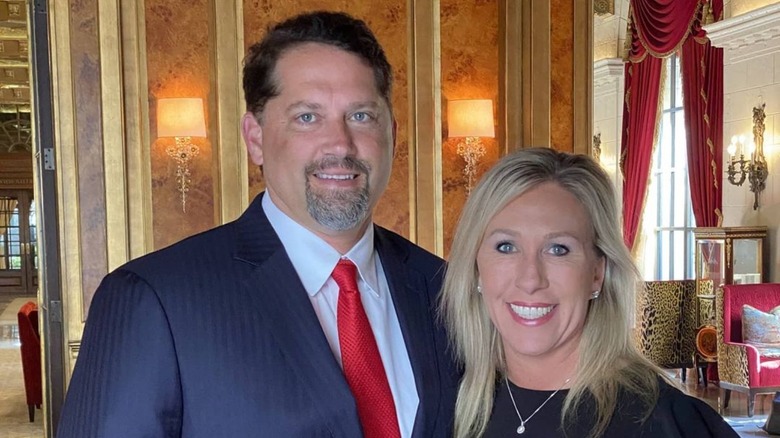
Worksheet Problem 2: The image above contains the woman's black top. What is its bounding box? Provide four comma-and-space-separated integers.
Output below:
482, 377, 737, 437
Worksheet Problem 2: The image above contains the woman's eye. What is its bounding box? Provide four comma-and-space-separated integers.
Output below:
548, 244, 570, 256
297, 113, 316, 123
496, 242, 515, 253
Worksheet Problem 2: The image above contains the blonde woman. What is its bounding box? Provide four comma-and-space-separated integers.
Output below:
441, 148, 735, 437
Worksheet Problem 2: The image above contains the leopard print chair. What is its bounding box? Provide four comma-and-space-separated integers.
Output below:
635, 280, 697, 380
718, 283, 780, 417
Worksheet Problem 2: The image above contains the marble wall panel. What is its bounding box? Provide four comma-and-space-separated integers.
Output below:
70, 0, 107, 313
441, 0, 499, 256
551, 0, 574, 152
243, 0, 410, 238
146, 0, 214, 249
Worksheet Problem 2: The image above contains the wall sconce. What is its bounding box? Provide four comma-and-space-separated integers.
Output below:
593, 131, 602, 161
726, 103, 768, 210
447, 99, 495, 194
157, 97, 207, 213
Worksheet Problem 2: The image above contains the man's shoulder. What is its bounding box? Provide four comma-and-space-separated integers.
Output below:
374, 225, 444, 266
120, 221, 238, 278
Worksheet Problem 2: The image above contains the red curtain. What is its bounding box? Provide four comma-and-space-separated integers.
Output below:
621, 0, 723, 249
631, 0, 701, 57
620, 57, 664, 250
681, 32, 723, 227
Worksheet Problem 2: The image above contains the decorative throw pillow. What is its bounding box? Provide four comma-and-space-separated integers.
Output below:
742, 305, 780, 358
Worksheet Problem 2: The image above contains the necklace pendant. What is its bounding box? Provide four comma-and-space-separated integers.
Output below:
517, 423, 526, 434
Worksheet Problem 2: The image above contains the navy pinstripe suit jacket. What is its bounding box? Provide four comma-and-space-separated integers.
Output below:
58, 193, 458, 437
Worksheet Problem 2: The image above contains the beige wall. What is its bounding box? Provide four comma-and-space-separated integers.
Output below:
725, 0, 779, 17
708, 2, 780, 282
593, 0, 629, 61
592, 58, 624, 197
591, 1, 780, 282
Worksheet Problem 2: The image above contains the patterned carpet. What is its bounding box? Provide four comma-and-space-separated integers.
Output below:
0, 341, 43, 437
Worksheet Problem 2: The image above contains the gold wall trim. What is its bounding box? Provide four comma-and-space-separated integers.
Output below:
573, 0, 593, 155
98, 0, 130, 271
523, 1, 551, 146
209, 0, 247, 224
49, 0, 84, 374
121, 0, 154, 258
499, 0, 523, 154
408, 0, 442, 256
0, 177, 32, 185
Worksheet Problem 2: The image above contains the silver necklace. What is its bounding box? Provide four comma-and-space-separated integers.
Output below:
504, 376, 571, 435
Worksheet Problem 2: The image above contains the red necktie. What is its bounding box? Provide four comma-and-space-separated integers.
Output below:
332, 259, 401, 438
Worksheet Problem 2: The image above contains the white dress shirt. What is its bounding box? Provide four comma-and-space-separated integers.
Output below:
262, 193, 419, 438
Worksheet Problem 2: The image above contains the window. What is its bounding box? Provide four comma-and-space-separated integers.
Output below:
640, 54, 696, 281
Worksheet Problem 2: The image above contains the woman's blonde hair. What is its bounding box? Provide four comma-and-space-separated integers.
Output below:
440, 148, 661, 437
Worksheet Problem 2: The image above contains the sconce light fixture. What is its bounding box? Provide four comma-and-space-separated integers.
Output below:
593, 131, 602, 162
447, 99, 495, 194
157, 97, 207, 213
726, 103, 768, 210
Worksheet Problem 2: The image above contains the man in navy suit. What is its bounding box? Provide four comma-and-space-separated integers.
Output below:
58, 11, 458, 438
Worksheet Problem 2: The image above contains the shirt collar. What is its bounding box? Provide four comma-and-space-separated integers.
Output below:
262, 192, 380, 297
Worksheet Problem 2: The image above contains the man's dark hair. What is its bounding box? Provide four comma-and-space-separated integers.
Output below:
242, 11, 393, 117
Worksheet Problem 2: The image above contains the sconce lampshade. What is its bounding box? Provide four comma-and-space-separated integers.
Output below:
447, 99, 495, 138
157, 98, 207, 138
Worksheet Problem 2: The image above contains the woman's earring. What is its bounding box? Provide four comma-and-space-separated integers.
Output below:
477, 281, 483, 294
590, 290, 600, 300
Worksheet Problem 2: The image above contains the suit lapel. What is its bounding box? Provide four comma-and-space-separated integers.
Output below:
233, 195, 361, 436
375, 228, 441, 438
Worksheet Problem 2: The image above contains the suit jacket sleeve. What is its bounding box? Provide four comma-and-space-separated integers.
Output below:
58, 269, 182, 437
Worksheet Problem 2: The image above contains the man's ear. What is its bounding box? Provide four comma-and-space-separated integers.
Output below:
241, 112, 264, 166
391, 117, 398, 157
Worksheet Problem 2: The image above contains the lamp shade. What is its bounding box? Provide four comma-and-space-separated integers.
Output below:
157, 98, 207, 138
447, 99, 495, 138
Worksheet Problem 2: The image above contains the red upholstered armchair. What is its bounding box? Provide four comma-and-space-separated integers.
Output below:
17, 301, 41, 422
718, 283, 780, 417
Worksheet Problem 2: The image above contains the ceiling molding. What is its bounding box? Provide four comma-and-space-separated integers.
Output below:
706, 2, 780, 64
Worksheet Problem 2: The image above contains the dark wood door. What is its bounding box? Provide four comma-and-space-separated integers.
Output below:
0, 189, 37, 295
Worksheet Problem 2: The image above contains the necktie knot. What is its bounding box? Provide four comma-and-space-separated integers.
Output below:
332, 259, 359, 294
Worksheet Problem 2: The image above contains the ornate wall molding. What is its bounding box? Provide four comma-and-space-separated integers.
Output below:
0, 177, 31, 186
209, 0, 246, 224
499, 0, 523, 155
706, 2, 780, 64
594, 0, 615, 16
593, 57, 624, 96
408, 0, 442, 256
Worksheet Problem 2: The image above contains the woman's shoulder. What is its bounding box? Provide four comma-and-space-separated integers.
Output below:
640, 377, 738, 437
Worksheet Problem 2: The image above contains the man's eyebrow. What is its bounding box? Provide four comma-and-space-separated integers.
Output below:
284, 101, 322, 113
347, 101, 381, 110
